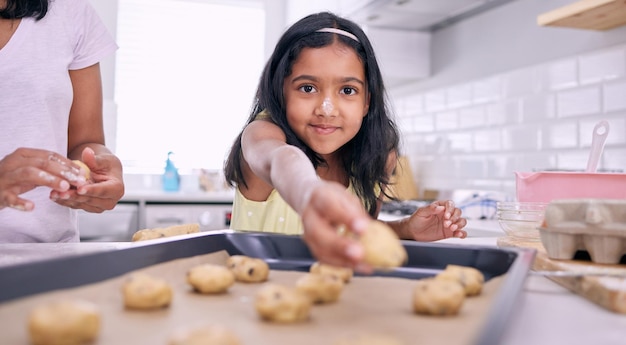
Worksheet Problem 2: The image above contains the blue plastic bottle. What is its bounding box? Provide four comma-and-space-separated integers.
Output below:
162, 151, 180, 192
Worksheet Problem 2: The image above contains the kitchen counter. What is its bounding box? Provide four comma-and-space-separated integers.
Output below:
1, 220, 625, 344
121, 189, 235, 203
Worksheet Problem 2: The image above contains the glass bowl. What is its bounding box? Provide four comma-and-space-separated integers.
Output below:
496, 202, 548, 241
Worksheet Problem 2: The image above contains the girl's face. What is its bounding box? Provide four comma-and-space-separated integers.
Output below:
283, 41, 369, 157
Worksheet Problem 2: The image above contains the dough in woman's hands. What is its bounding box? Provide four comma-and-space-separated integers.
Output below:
227, 255, 269, 283
187, 264, 235, 294
295, 273, 344, 304
412, 278, 465, 316
255, 283, 311, 323
435, 265, 484, 296
168, 324, 241, 345
122, 273, 172, 309
28, 299, 100, 345
310, 262, 353, 283
359, 221, 407, 269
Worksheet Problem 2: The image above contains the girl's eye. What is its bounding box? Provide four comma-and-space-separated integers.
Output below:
299, 85, 316, 93
340, 87, 357, 95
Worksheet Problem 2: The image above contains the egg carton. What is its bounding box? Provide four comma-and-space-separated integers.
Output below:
539, 199, 626, 264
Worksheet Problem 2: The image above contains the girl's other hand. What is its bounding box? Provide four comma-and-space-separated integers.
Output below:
404, 200, 467, 241
300, 181, 374, 274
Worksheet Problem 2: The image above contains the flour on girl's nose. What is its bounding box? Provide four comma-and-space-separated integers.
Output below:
321, 97, 333, 116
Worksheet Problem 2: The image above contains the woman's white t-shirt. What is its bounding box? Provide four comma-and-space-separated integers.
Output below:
0, 0, 117, 242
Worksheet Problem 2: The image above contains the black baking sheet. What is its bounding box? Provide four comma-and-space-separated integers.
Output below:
0, 230, 535, 345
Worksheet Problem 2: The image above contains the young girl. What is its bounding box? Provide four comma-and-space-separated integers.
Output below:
224, 12, 467, 270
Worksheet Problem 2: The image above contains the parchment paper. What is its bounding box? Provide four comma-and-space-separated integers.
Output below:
0, 251, 504, 345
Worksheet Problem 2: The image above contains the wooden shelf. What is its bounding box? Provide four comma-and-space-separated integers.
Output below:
537, 0, 626, 31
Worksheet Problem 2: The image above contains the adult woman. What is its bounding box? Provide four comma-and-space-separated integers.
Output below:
0, 0, 124, 242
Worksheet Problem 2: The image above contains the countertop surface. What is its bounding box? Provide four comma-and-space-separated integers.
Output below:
1, 220, 625, 345
120, 189, 235, 203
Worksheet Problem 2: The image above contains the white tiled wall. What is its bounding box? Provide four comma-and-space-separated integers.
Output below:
393, 43, 626, 198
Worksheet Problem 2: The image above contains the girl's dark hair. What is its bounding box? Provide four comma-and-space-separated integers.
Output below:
0, 0, 48, 20
224, 11, 399, 216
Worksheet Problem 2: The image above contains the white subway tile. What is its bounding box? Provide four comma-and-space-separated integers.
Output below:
557, 87, 601, 117
542, 122, 578, 149
544, 58, 578, 90
502, 125, 541, 151
579, 46, 626, 85
424, 90, 446, 112
413, 114, 435, 133
401, 94, 424, 116
472, 76, 502, 104
580, 116, 626, 146
486, 100, 522, 125
557, 151, 591, 171
473, 130, 502, 152
448, 133, 473, 153
435, 111, 458, 131
506, 153, 558, 174
504, 66, 541, 98
396, 116, 415, 134
446, 83, 472, 109
458, 106, 487, 128
486, 156, 507, 178
458, 158, 485, 179
522, 94, 556, 122
602, 148, 626, 172
604, 79, 626, 113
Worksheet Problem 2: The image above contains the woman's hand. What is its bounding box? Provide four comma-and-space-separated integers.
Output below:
400, 200, 467, 241
300, 181, 373, 273
0, 148, 87, 211
50, 147, 124, 213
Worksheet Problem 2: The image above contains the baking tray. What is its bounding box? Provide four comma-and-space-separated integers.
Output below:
0, 230, 535, 345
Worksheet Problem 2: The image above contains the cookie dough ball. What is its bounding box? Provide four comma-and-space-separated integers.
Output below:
360, 221, 407, 269
227, 255, 269, 283
436, 265, 485, 297
255, 283, 311, 323
168, 324, 241, 345
187, 264, 235, 294
412, 278, 465, 316
295, 273, 344, 304
310, 262, 353, 283
333, 333, 404, 345
122, 273, 173, 310
72, 160, 91, 182
28, 300, 100, 345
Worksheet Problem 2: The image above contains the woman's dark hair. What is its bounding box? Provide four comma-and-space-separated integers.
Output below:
0, 0, 48, 20
224, 11, 399, 216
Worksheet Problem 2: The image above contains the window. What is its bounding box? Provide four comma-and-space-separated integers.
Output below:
114, 0, 265, 173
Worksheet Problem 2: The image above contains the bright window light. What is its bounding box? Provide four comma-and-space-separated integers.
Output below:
115, 0, 265, 173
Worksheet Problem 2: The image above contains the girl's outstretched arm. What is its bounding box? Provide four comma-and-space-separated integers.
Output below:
240, 120, 372, 270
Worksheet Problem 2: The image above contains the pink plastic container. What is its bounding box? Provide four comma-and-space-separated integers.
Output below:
515, 171, 626, 203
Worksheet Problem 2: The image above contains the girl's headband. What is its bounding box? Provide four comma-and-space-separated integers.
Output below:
316, 28, 359, 43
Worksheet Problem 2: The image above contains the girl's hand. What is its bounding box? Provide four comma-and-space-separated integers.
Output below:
0, 148, 87, 211
50, 147, 124, 213
300, 181, 373, 273
403, 200, 467, 241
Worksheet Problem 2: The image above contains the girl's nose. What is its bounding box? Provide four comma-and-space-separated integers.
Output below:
317, 97, 337, 118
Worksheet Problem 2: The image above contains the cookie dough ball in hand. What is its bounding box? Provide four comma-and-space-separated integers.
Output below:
412, 278, 465, 316
255, 283, 312, 323
310, 262, 353, 283
227, 255, 269, 283
168, 324, 241, 345
72, 160, 91, 182
28, 299, 100, 345
187, 264, 235, 294
360, 221, 407, 269
436, 265, 484, 296
122, 273, 173, 310
296, 273, 344, 304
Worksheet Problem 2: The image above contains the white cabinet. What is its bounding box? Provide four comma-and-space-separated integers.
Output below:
144, 204, 232, 232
